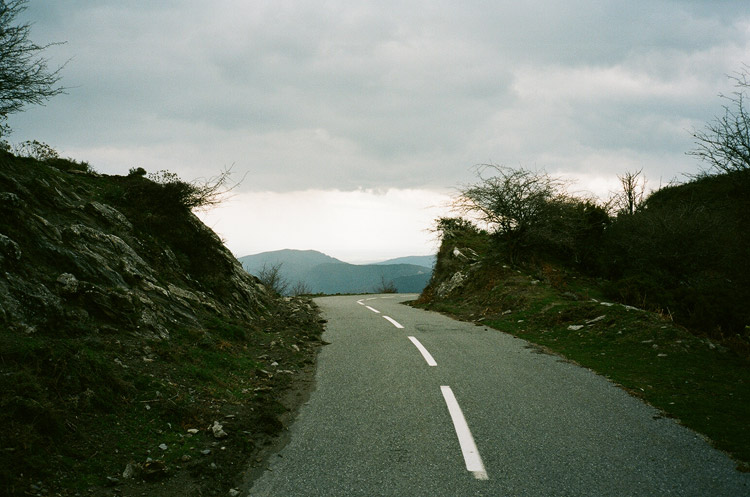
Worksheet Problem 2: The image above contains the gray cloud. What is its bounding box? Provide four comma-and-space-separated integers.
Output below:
10, 0, 750, 193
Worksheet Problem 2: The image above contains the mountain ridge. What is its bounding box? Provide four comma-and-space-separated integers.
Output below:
239, 249, 434, 294
373, 254, 435, 268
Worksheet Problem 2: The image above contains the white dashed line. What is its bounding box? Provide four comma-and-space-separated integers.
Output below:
407, 336, 437, 366
365, 306, 380, 314
383, 316, 404, 329
440, 386, 488, 480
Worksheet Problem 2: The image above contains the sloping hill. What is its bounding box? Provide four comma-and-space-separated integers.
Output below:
304, 262, 431, 294
374, 254, 436, 268
238, 249, 345, 277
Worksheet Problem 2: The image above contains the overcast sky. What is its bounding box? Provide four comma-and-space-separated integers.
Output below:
10, 1, 750, 262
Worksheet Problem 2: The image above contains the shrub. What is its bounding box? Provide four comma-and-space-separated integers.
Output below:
600, 170, 750, 336
146, 168, 236, 211
290, 280, 312, 296
374, 275, 398, 294
454, 165, 610, 266
434, 217, 482, 240
12, 139, 58, 161
689, 65, 750, 174
523, 198, 609, 270
256, 263, 288, 295
121, 167, 237, 214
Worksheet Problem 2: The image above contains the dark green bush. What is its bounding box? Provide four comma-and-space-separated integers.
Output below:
435, 217, 483, 240
600, 169, 750, 336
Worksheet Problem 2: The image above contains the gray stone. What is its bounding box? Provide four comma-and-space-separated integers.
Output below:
168, 283, 201, 303
84, 201, 133, 230
211, 421, 228, 439
436, 271, 467, 297
586, 315, 607, 324
0, 233, 21, 264
0, 191, 24, 209
122, 461, 138, 479
56, 273, 79, 294
32, 214, 62, 242
0, 153, 281, 351
452, 246, 479, 262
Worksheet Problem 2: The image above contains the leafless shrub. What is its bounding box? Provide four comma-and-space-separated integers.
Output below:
147, 166, 241, 211
374, 275, 398, 294
608, 168, 647, 216
0, 0, 67, 136
11, 139, 59, 161
256, 263, 288, 295
690, 65, 750, 174
290, 280, 312, 296
455, 164, 568, 236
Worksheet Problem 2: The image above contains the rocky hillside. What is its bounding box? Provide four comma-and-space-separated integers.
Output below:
1, 159, 269, 337
0, 152, 324, 496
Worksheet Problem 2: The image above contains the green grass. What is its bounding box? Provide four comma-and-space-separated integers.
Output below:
1, 312, 320, 494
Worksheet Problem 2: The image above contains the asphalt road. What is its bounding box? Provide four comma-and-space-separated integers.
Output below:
248, 294, 749, 496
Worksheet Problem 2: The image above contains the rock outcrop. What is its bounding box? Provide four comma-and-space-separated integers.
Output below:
0, 152, 273, 338
430, 246, 481, 298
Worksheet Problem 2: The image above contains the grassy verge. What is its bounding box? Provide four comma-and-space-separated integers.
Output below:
0, 301, 324, 496
414, 259, 750, 469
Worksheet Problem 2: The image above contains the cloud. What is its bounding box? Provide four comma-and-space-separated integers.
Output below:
10, 0, 750, 197
197, 188, 451, 262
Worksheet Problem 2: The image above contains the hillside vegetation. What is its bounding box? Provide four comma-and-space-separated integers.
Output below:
0, 151, 325, 496
600, 171, 750, 337
415, 168, 750, 467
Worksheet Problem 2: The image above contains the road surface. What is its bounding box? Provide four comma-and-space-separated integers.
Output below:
248, 294, 749, 496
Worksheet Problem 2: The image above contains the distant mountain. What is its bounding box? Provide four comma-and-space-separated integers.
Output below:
238, 249, 345, 277
305, 262, 431, 294
374, 255, 436, 268
238, 249, 433, 295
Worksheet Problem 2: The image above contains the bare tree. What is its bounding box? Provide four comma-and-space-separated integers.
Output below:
455, 165, 566, 234
290, 280, 312, 296
609, 168, 647, 216
0, 0, 66, 135
455, 165, 570, 261
689, 65, 750, 174
256, 263, 288, 295
374, 275, 397, 294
